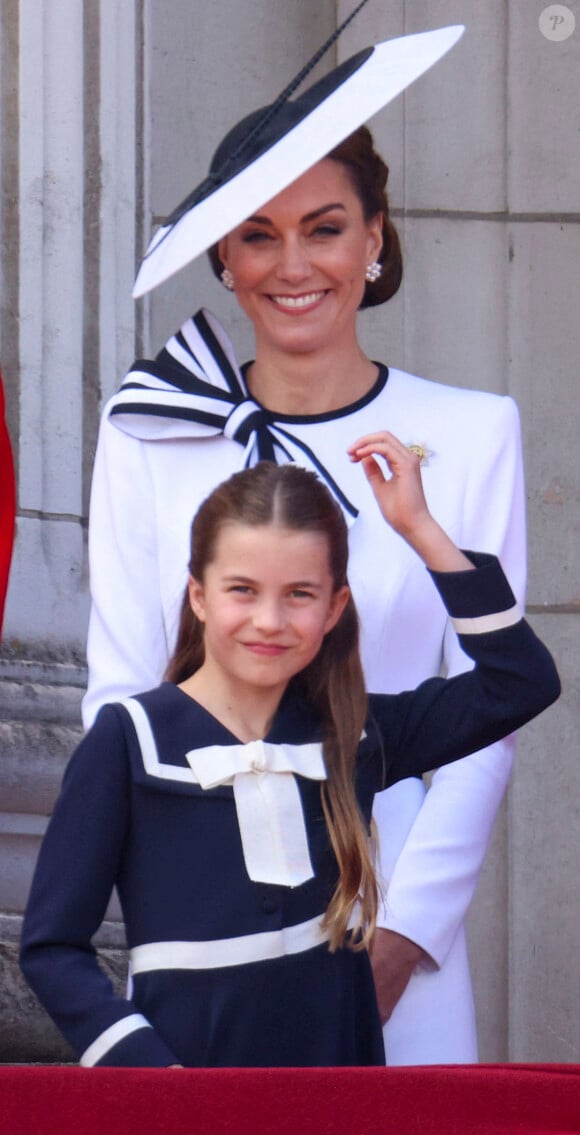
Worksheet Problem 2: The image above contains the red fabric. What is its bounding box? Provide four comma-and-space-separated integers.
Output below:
0, 374, 15, 636
0, 1065, 578, 1134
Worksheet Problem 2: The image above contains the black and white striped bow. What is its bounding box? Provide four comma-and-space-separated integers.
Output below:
108, 309, 358, 523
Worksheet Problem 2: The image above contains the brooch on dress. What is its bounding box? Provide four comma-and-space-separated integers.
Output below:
406, 443, 434, 466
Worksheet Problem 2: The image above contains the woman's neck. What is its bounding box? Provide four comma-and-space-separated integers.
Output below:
246, 341, 378, 416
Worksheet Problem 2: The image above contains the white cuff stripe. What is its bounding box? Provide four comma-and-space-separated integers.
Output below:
451, 602, 522, 636
80, 1013, 152, 1067
130, 913, 347, 974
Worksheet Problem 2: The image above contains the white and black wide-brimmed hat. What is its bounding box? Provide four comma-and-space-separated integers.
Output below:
133, 6, 464, 298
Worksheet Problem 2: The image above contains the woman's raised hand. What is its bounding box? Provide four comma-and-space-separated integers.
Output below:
348, 431, 474, 573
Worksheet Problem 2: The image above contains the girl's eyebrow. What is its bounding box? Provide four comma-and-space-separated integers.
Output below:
222, 574, 323, 590
288, 581, 323, 590
244, 203, 347, 227
222, 575, 257, 583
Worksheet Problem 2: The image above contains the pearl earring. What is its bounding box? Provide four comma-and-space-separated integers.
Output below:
365, 261, 382, 283
221, 268, 235, 290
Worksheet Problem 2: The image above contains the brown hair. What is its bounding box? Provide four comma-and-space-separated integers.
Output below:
208, 124, 402, 309
166, 462, 378, 951
327, 125, 402, 307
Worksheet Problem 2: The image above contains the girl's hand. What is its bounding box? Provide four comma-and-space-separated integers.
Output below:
348, 431, 432, 540
348, 431, 474, 573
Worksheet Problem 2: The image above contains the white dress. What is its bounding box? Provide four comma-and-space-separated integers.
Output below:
83, 310, 526, 1064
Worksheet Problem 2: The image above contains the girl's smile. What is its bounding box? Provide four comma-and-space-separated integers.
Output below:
241, 641, 290, 655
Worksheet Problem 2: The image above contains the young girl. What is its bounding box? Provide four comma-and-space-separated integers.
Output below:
20, 433, 559, 1068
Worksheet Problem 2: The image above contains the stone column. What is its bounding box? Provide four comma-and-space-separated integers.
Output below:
1, 0, 141, 650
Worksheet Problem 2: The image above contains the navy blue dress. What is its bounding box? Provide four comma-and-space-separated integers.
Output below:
20, 555, 559, 1067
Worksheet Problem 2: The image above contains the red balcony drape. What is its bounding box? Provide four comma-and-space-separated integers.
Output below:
0, 1064, 578, 1135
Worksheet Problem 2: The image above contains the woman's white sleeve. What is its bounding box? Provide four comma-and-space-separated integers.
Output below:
375, 396, 527, 967
82, 415, 170, 729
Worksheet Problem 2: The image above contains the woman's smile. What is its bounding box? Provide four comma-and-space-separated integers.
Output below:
267, 290, 329, 313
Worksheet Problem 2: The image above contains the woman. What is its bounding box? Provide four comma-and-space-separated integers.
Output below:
83, 28, 525, 1064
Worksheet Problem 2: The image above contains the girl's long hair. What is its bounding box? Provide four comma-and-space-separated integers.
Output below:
166, 462, 378, 951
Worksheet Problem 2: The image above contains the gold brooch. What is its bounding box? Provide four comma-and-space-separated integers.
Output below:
406, 443, 433, 466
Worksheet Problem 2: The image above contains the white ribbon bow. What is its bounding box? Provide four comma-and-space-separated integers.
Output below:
185, 739, 327, 888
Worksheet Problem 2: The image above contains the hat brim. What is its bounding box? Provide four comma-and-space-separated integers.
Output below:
133, 25, 464, 298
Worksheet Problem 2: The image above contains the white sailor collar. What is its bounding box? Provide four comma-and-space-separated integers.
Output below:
119, 691, 328, 889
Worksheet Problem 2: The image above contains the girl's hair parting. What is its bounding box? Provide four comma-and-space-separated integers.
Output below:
166, 461, 378, 950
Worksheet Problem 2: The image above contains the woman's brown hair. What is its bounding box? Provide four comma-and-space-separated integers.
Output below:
166, 462, 378, 951
327, 125, 402, 308
208, 124, 402, 309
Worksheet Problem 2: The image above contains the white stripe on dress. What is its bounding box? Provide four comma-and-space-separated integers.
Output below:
80, 1013, 152, 1067
130, 914, 333, 974
451, 602, 521, 636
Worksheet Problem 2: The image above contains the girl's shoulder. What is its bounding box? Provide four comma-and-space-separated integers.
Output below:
110, 684, 238, 798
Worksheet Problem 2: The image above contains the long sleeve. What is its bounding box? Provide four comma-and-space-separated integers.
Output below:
82, 414, 171, 729
20, 708, 179, 1067
375, 396, 529, 966
367, 553, 559, 788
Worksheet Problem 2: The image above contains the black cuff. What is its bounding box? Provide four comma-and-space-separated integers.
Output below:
427, 552, 517, 619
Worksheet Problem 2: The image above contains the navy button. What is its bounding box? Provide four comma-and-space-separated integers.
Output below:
262, 898, 278, 915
